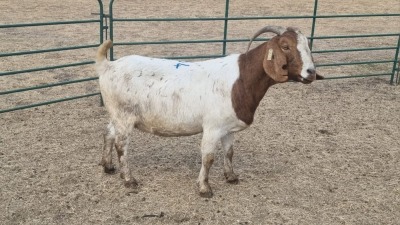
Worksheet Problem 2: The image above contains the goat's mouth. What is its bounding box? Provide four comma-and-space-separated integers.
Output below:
294, 75, 313, 84
300, 77, 313, 84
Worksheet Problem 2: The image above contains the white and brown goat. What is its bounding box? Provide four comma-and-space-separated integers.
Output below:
96, 26, 323, 197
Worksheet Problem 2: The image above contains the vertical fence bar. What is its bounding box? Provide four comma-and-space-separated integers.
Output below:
222, 0, 230, 56
310, 0, 318, 50
390, 35, 400, 84
396, 63, 400, 85
109, 0, 115, 61
97, 0, 104, 44
97, 0, 105, 106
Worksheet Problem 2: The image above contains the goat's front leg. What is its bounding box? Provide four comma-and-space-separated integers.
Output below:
198, 130, 222, 198
100, 122, 116, 174
115, 134, 138, 188
221, 133, 238, 184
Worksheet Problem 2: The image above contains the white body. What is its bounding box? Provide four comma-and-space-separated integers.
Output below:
97, 54, 248, 136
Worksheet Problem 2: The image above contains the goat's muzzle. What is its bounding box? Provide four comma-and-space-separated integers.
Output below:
298, 69, 317, 84
300, 77, 313, 84
296, 73, 316, 84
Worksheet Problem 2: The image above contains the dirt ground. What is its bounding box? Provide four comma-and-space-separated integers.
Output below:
1, 0, 400, 224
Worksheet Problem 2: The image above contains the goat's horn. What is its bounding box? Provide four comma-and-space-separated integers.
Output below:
246, 26, 287, 53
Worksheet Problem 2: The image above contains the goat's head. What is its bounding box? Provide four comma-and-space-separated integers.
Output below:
247, 26, 324, 84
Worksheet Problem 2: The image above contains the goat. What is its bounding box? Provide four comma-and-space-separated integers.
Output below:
95, 26, 323, 198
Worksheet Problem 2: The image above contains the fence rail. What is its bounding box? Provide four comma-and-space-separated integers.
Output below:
0, 44, 99, 58
0, 0, 399, 113
111, 13, 400, 22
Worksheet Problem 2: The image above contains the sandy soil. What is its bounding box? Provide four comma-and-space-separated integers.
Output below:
1, 0, 400, 224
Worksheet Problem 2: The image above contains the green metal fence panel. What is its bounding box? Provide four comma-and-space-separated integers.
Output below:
108, 0, 399, 84
1, 0, 399, 114
0, 0, 106, 113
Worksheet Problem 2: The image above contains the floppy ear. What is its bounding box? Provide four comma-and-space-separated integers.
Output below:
263, 40, 288, 83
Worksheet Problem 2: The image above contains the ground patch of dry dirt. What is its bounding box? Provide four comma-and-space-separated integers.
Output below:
1, 78, 399, 225
1, 1, 400, 224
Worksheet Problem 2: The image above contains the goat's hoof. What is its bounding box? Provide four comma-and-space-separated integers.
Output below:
103, 165, 117, 174
199, 190, 213, 198
224, 173, 239, 184
124, 179, 138, 189
199, 185, 213, 198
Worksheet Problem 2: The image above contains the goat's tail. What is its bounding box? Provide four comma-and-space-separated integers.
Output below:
96, 40, 112, 64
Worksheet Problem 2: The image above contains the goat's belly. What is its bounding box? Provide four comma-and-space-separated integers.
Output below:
133, 118, 203, 137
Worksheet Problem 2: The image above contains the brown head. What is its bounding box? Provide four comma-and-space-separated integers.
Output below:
246, 26, 324, 84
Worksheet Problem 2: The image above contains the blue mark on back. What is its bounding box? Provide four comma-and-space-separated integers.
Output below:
175, 62, 190, 69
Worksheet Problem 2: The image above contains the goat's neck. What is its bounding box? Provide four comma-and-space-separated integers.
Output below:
231, 43, 276, 125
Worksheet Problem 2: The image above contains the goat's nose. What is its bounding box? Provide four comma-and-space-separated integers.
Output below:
307, 68, 316, 75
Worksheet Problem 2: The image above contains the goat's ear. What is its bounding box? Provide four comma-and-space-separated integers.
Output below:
316, 72, 324, 80
263, 40, 288, 83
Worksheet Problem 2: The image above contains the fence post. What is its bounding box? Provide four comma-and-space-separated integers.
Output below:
109, 0, 115, 61
97, 0, 104, 43
222, 0, 230, 56
310, 0, 318, 50
94, 0, 104, 106
390, 35, 400, 85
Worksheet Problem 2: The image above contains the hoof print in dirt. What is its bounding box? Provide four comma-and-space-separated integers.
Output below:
124, 180, 139, 189
126, 190, 139, 196
199, 191, 213, 198
226, 177, 239, 184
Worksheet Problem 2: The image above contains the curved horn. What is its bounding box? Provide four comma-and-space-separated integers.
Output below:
246, 26, 287, 53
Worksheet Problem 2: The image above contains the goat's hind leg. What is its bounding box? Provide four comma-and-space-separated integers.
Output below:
221, 133, 238, 184
100, 122, 117, 174
115, 133, 138, 188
